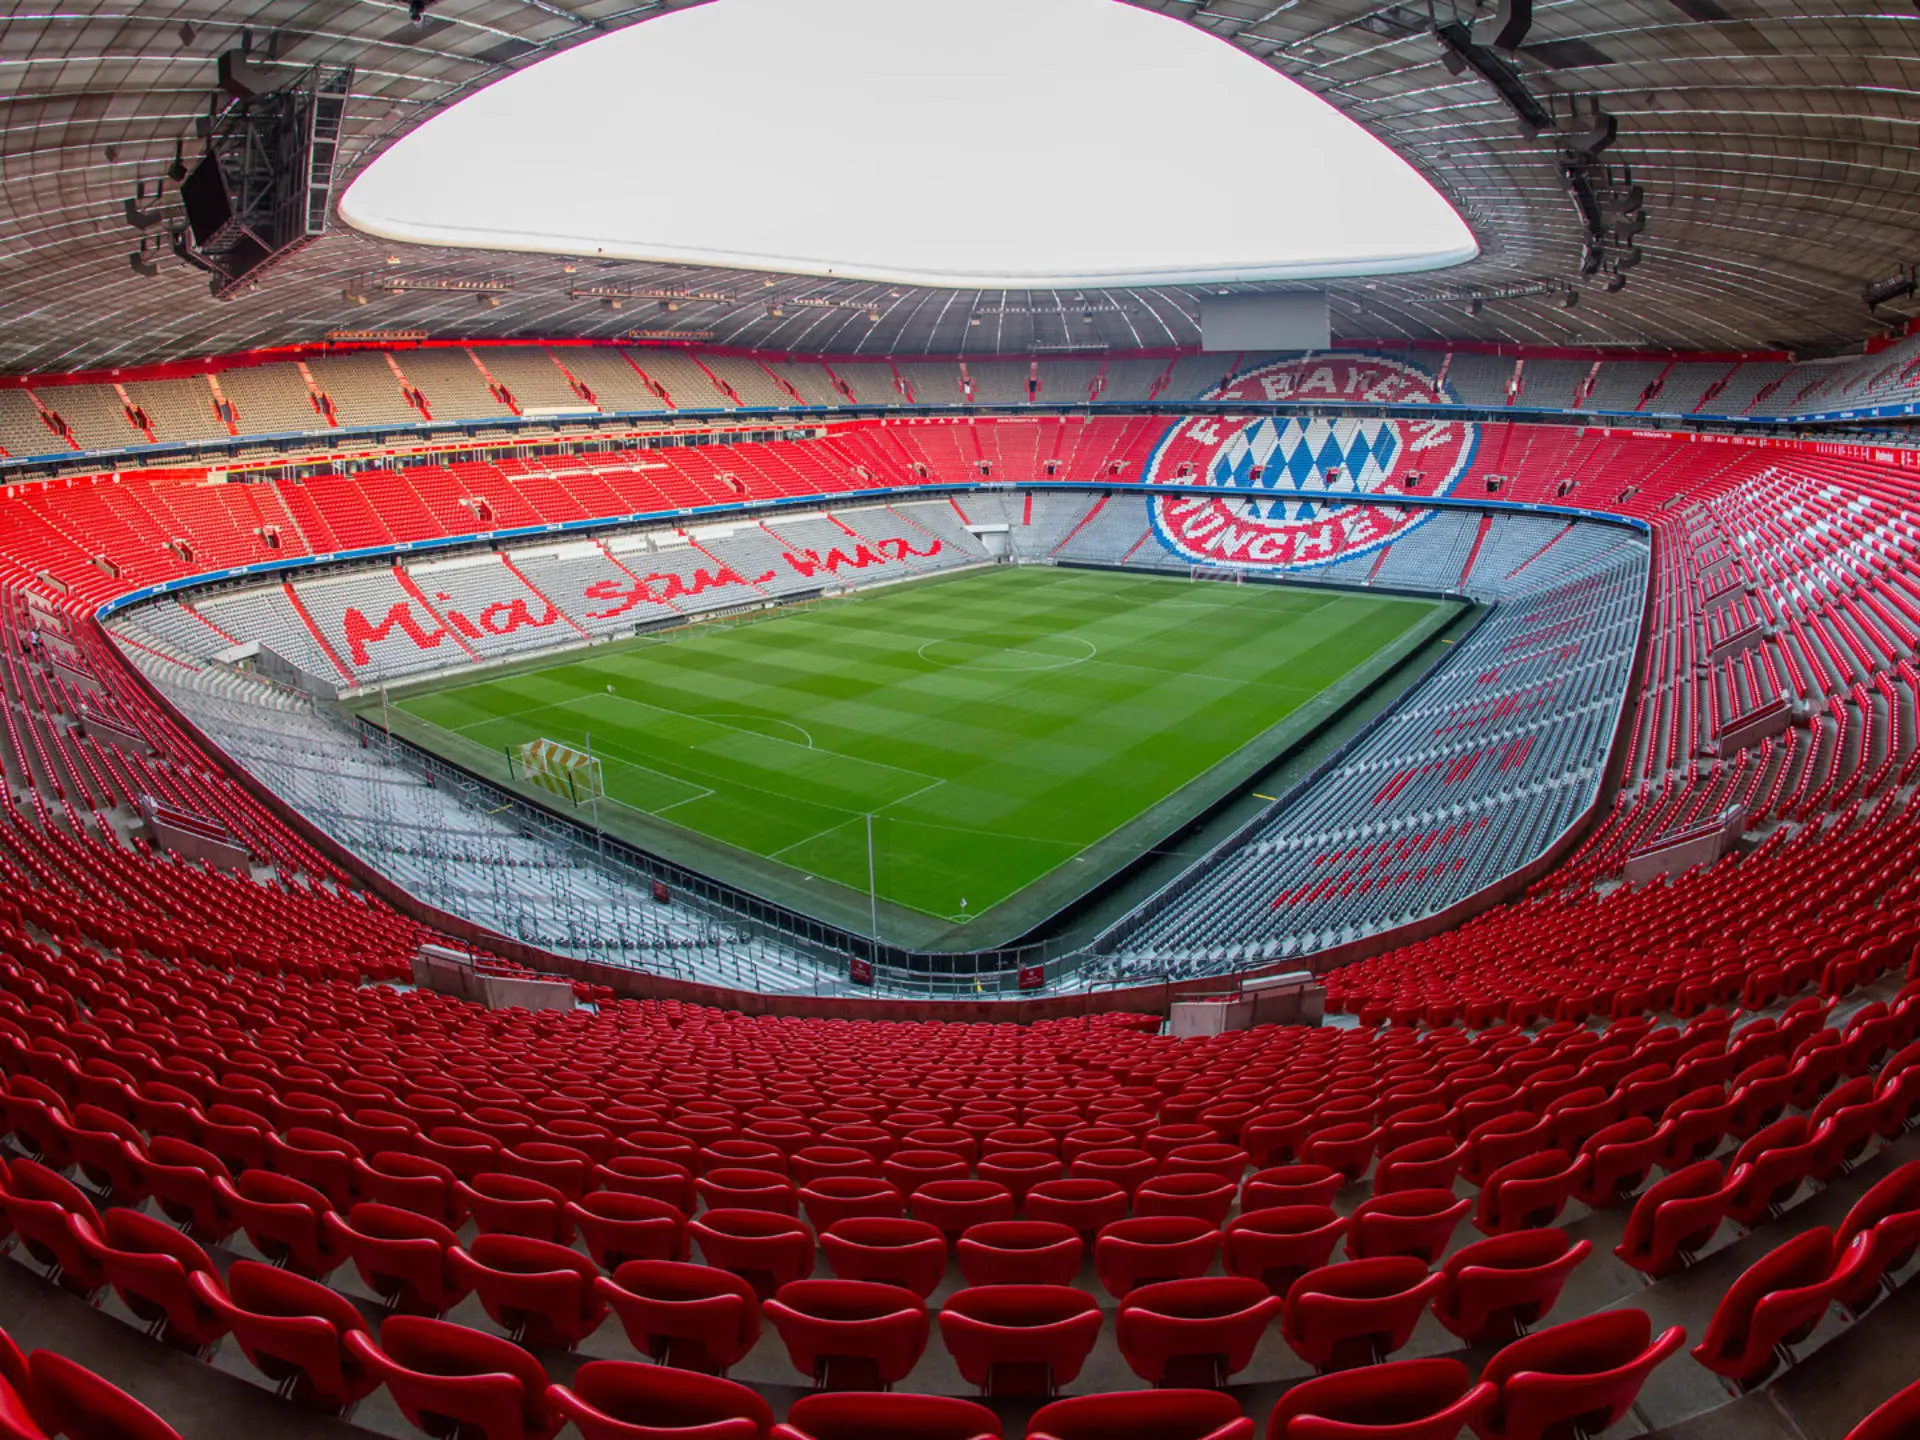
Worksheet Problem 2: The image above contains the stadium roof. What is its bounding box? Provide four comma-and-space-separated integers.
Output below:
1, 0, 1915, 373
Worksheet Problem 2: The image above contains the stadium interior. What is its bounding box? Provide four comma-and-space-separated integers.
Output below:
3, 1, 1920, 1438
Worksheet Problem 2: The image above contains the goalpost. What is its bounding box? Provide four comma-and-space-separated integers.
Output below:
507, 737, 606, 806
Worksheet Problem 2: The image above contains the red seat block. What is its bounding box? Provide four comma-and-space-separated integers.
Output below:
819, 1217, 948, 1298
1094, 1215, 1221, 1299
192, 1260, 378, 1412
761, 1279, 929, 1391
1116, 1276, 1283, 1388
1224, 1206, 1347, 1297
772, 1391, 1002, 1440
1691, 1227, 1865, 1388
1478, 1310, 1686, 1440
1282, 1257, 1443, 1372
956, 1220, 1082, 1287
1028, 1389, 1254, 1440
450, 1234, 608, 1348
346, 1315, 559, 1440
597, 1260, 761, 1376
938, 1283, 1103, 1397
26, 1351, 184, 1440
1267, 1356, 1494, 1440
325, 1202, 468, 1316
1613, 1161, 1737, 1279
1346, 1189, 1471, 1266
546, 1360, 773, 1440
1430, 1229, 1590, 1345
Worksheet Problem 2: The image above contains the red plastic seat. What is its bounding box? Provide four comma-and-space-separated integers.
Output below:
1161, 1143, 1251, 1186
1612, 1161, 1738, 1279
216, 1170, 346, 1279
819, 1217, 947, 1298
352, 1151, 466, 1228
69, 1208, 227, 1351
58, 1105, 148, 1206
772, 1392, 1002, 1440
977, 1151, 1062, 1207
1302, 1122, 1379, 1184
596, 1157, 697, 1214
190, 1260, 378, 1412
1135, 1172, 1237, 1227
1282, 1257, 1444, 1371
457, 1172, 575, 1244
937, 1284, 1103, 1397
1691, 1227, 1868, 1387
1471, 1151, 1586, 1236
1094, 1215, 1221, 1299
909, 1180, 1015, 1243
1477, 1309, 1687, 1440
597, 1260, 762, 1375
1430, 1229, 1590, 1345
697, 1167, 800, 1216
0, 1159, 105, 1294
689, 1209, 816, 1301
1244, 1165, 1344, 1211
1224, 1206, 1347, 1297
1725, 1116, 1823, 1226
547, 1360, 773, 1440
25, 1351, 183, 1440
799, 1177, 904, 1234
1267, 1356, 1495, 1440
762, 1278, 930, 1390
1025, 1179, 1127, 1244
130, 1137, 237, 1243
1373, 1137, 1468, 1196
1346, 1189, 1471, 1266
450, 1234, 608, 1348
1117, 1276, 1284, 1387
345, 1315, 559, 1440
265, 1127, 361, 1211
1245, 1110, 1315, 1168
566, 1190, 689, 1271
1571, 1118, 1664, 1207
1070, 1147, 1158, 1197
325, 1202, 467, 1315
956, 1220, 1082, 1287
882, 1150, 970, 1195
1833, 1159, 1920, 1308
1028, 1389, 1255, 1440
1652, 1087, 1735, 1172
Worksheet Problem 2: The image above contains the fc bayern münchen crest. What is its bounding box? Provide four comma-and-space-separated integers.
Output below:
1143, 355, 1479, 570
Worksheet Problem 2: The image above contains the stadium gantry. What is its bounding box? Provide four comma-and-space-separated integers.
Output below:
2, 2, 1920, 1439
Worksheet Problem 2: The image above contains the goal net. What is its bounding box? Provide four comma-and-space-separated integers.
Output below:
1189, 564, 1244, 584
509, 737, 605, 805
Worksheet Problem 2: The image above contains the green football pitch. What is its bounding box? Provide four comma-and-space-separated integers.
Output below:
385, 567, 1444, 940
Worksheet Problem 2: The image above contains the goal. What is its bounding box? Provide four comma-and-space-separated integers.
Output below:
508, 737, 605, 805
1189, 564, 1245, 585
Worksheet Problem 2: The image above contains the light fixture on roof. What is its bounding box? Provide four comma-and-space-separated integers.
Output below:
478, 293, 499, 307
1615, 245, 1642, 272
605, 297, 622, 310
1604, 273, 1627, 293
125, 180, 163, 230
1558, 286, 1579, 309
1468, 297, 1484, 316
386, 255, 402, 265
129, 238, 159, 278
867, 309, 881, 322
167, 141, 188, 184
342, 285, 367, 305
1863, 269, 1916, 310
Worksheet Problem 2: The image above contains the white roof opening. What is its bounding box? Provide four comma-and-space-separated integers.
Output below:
340, 0, 1479, 289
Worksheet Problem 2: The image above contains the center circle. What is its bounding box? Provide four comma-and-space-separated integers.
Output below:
917, 633, 1097, 672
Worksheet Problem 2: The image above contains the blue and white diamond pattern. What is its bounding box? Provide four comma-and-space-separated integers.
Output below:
1208, 418, 1402, 523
